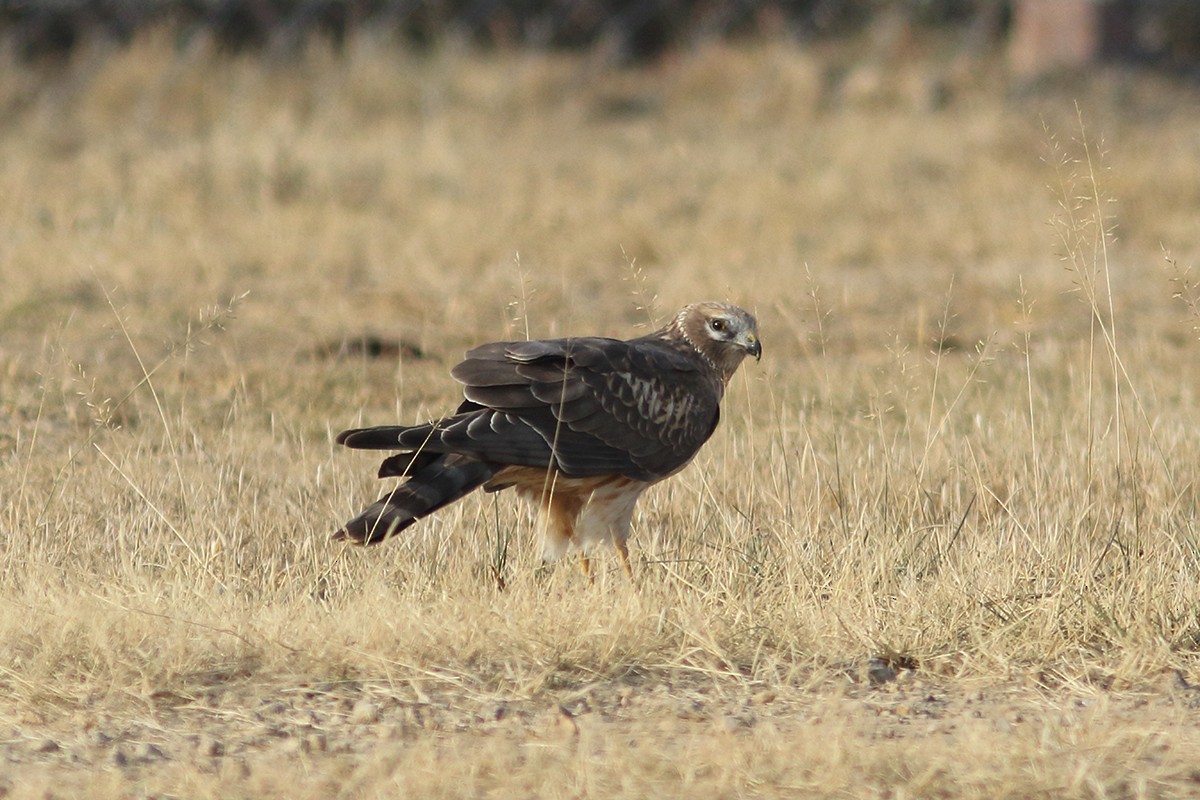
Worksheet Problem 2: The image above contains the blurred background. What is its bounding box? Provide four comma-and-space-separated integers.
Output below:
4, 0, 1200, 404
3, 1, 1200, 75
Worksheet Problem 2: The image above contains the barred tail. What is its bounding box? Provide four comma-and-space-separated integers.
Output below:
334, 454, 494, 545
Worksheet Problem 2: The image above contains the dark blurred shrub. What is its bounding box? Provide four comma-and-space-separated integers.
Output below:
0, 0, 1197, 65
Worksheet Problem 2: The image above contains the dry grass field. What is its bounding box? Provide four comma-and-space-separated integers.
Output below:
3, 29, 1200, 797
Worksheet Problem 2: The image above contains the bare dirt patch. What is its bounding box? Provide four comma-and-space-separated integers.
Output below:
5, 669, 1200, 798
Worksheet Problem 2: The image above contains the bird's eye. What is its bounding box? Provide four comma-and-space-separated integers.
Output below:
710, 318, 727, 333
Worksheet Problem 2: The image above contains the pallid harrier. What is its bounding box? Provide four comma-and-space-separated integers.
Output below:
334, 301, 760, 576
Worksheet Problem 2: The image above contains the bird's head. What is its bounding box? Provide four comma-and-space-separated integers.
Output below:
672, 301, 761, 381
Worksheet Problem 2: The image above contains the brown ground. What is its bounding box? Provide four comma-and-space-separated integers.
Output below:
7, 665, 1200, 797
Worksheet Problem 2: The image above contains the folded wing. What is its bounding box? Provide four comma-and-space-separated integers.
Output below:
339, 336, 723, 482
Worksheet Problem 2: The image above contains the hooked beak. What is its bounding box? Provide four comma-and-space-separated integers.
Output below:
742, 332, 761, 361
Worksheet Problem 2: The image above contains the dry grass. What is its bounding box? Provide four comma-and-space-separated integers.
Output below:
2, 30, 1200, 797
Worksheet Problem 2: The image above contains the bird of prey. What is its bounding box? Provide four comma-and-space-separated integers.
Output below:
334, 301, 760, 577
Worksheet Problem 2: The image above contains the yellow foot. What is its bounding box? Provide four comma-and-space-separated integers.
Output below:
614, 539, 632, 578
578, 554, 595, 585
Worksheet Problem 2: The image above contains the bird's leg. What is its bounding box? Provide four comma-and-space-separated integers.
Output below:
614, 539, 632, 578
578, 554, 594, 585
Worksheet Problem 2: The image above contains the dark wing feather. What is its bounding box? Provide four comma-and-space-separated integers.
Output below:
445, 336, 723, 480
340, 336, 721, 481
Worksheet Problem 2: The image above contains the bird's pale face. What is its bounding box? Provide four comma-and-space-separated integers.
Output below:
698, 305, 761, 360
683, 302, 761, 380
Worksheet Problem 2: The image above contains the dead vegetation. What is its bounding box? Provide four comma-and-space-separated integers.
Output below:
2, 31, 1200, 798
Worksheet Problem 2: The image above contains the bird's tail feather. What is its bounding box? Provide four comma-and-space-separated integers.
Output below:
336, 425, 420, 450
334, 454, 494, 545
